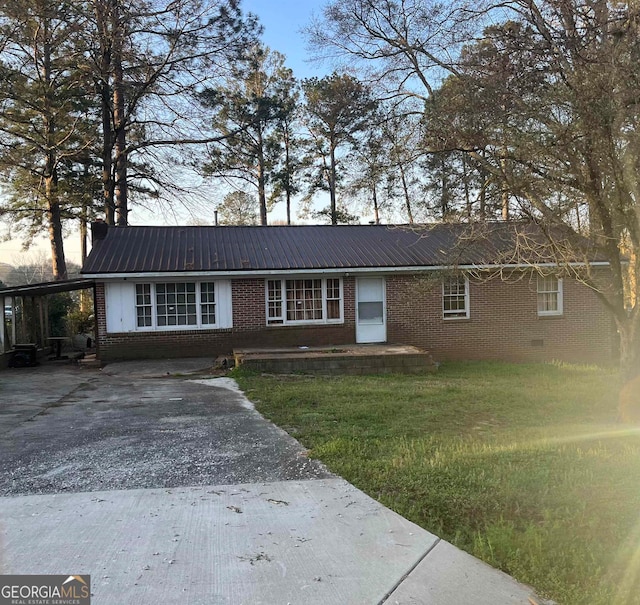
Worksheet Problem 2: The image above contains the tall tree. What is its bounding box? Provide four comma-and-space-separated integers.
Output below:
381, 110, 425, 224
307, 0, 473, 100
313, 0, 640, 382
90, 0, 259, 225
347, 128, 389, 224
419, 150, 504, 221
218, 190, 259, 225
199, 45, 296, 225
302, 72, 378, 224
422, 6, 640, 379
270, 72, 301, 225
0, 0, 95, 280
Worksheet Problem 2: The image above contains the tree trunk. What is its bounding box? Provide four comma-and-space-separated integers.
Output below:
80, 201, 90, 311
257, 125, 267, 226
101, 87, 115, 224
440, 155, 448, 219
500, 156, 509, 220
399, 163, 414, 224
80, 207, 87, 264
616, 310, 640, 422
479, 151, 488, 220
47, 177, 68, 281
113, 70, 127, 225
284, 126, 292, 225
329, 139, 338, 225
617, 319, 639, 379
372, 181, 379, 224
501, 190, 510, 221
462, 153, 472, 219
95, 0, 115, 224
42, 21, 67, 281
112, 0, 128, 226
286, 187, 292, 225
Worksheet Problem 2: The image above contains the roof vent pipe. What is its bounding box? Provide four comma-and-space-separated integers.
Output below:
91, 219, 109, 242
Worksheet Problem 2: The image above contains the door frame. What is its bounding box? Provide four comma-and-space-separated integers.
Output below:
355, 276, 387, 344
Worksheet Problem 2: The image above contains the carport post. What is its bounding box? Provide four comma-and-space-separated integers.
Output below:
10, 297, 15, 348
38, 297, 46, 349
0, 296, 4, 352
44, 296, 49, 349
20, 296, 28, 342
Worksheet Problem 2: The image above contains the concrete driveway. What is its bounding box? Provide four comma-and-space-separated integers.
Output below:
0, 360, 545, 604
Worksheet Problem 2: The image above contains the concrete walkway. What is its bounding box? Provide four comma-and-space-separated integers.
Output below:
0, 359, 546, 604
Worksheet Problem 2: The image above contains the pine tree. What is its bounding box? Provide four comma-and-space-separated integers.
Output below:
200, 45, 297, 225
0, 0, 95, 279
302, 73, 378, 225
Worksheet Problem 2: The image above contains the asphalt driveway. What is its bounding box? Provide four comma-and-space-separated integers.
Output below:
0, 363, 328, 496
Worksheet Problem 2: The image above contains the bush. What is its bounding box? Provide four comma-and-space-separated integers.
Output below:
48, 293, 73, 337
66, 308, 94, 336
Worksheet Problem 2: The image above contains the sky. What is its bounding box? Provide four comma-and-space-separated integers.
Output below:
243, 0, 328, 79
0, 0, 330, 269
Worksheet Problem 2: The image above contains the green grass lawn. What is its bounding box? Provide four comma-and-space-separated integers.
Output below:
233, 361, 640, 605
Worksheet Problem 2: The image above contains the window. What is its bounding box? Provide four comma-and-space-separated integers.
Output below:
136, 284, 152, 327
443, 276, 469, 319
156, 283, 197, 327
135, 282, 222, 329
537, 275, 563, 316
266, 280, 283, 324
326, 278, 341, 320
266, 278, 343, 325
200, 282, 216, 325
287, 279, 323, 321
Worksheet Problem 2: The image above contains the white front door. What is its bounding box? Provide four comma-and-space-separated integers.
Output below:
356, 277, 386, 343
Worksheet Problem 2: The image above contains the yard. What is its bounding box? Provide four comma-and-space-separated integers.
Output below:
234, 362, 640, 605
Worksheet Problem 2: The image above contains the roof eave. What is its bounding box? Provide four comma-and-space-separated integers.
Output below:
82, 261, 611, 280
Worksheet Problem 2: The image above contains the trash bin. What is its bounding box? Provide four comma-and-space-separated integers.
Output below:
8, 343, 38, 367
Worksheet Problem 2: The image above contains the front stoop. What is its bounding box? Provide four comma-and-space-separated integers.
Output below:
234, 344, 438, 375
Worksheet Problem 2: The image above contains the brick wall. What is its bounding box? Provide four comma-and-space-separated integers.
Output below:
95, 281, 106, 360
386, 272, 614, 364
95, 272, 614, 364
97, 277, 357, 361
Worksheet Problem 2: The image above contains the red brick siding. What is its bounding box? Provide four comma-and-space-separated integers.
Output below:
95, 282, 106, 359
98, 276, 357, 361
386, 272, 614, 364
232, 278, 265, 330
96, 273, 613, 363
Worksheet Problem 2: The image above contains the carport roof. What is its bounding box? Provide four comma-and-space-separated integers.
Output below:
82, 222, 608, 275
0, 278, 95, 297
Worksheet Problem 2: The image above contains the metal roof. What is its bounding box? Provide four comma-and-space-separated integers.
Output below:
0, 278, 95, 297
81, 223, 606, 275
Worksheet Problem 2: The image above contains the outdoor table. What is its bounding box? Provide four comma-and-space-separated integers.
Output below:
48, 337, 69, 359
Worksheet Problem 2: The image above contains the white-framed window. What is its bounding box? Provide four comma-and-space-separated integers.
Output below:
266, 277, 343, 325
135, 282, 220, 329
200, 282, 216, 325
155, 282, 197, 327
537, 275, 563, 316
442, 276, 469, 319
135, 283, 153, 327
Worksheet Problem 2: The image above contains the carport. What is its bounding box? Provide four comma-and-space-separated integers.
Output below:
0, 278, 95, 364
